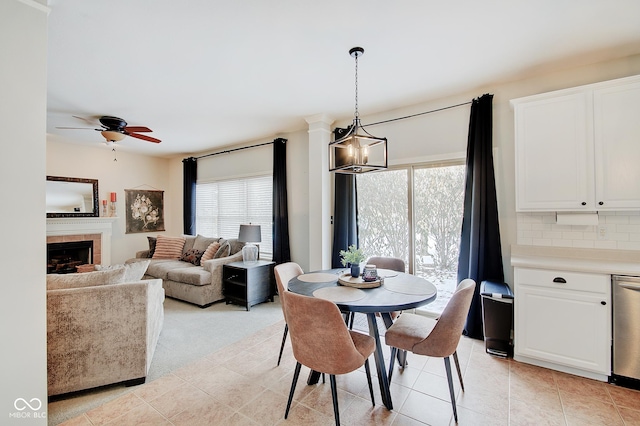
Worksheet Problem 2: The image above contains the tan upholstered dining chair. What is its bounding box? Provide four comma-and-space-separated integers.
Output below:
385, 278, 476, 423
366, 256, 405, 274
282, 290, 376, 425
274, 262, 304, 366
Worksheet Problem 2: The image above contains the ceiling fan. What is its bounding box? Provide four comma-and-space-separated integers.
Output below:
57, 115, 161, 143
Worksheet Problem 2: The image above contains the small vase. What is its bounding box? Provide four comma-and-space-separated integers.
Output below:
350, 264, 361, 278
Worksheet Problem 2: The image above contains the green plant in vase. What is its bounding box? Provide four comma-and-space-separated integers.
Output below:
340, 244, 366, 277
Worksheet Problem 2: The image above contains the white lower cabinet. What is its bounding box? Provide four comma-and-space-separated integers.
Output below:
514, 267, 611, 380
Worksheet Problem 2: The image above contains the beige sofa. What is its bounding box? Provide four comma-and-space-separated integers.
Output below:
47, 266, 164, 396
128, 235, 244, 308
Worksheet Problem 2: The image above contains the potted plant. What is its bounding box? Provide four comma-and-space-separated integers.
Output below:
340, 244, 366, 277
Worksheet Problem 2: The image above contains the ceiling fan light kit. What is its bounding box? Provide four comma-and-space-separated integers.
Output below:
101, 130, 126, 142
329, 47, 387, 174
57, 115, 161, 145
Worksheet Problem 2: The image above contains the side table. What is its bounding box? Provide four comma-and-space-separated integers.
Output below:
222, 260, 275, 311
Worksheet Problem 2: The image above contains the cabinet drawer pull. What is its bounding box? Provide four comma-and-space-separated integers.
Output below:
553, 277, 567, 284
601, 301, 606, 305
598, 201, 604, 205
581, 202, 587, 206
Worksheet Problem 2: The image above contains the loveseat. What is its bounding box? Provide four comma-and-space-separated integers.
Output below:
47, 264, 164, 396
127, 234, 244, 308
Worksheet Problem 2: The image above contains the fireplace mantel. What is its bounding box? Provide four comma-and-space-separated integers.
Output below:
47, 217, 117, 265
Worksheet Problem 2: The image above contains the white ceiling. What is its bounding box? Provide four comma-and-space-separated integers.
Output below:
46, 0, 640, 158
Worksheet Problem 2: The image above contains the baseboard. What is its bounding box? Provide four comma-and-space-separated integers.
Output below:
514, 354, 609, 382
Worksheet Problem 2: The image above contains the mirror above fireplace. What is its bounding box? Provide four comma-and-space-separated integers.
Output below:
46, 176, 99, 218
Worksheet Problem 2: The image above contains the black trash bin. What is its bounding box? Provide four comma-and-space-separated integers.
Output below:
480, 280, 514, 358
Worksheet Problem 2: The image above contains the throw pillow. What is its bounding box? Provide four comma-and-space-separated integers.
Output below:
152, 235, 186, 259
182, 235, 197, 254
46, 267, 127, 290
147, 236, 157, 258
214, 239, 231, 259
193, 234, 219, 251
200, 242, 221, 263
180, 249, 204, 266
96, 260, 151, 281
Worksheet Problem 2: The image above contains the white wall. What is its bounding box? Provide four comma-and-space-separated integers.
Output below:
1, 1, 48, 424
197, 142, 272, 181
46, 140, 179, 264
284, 129, 311, 271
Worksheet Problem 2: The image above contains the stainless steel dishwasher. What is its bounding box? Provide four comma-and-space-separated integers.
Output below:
612, 275, 640, 385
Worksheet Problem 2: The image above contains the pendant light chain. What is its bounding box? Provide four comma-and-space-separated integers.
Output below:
354, 52, 359, 119
329, 46, 387, 174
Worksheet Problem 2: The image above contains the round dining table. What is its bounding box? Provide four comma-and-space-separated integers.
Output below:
287, 268, 437, 410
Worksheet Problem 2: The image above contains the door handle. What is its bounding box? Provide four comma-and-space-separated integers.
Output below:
619, 282, 640, 291
553, 277, 566, 284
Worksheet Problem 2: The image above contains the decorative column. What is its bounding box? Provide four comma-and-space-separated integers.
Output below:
305, 114, 334, 271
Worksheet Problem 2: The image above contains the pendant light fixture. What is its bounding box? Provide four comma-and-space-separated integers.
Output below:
329, 47, 387, 174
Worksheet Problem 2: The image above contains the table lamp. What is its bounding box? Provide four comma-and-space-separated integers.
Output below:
238, 224, 261, 263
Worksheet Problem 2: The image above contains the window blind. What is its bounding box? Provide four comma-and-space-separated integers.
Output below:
196, 175, 273, 259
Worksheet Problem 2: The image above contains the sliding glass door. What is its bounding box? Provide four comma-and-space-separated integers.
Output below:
357, 169, 410, 267
357, 161, 465, 314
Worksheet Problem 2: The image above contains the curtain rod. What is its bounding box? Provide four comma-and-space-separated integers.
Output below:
192, 101, 471, 160
363, 100, 472, 127
194, 138, 285, 160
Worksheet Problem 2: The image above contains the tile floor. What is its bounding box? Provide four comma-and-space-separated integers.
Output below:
58, 319, 640, 425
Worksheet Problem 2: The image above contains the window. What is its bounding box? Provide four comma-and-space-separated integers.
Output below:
357, 161, 465, 314
196, 175, 273, 259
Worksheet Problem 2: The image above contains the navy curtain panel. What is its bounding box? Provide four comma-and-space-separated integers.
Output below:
182, 157, 197, 235
331, 174, 359, 268
331, 127, 359, 268
272, 138, 291, 264
457, 94, 504, 339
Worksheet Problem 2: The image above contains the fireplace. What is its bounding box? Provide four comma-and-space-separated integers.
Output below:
47, 240, 94, 274
47, 217, 115, 267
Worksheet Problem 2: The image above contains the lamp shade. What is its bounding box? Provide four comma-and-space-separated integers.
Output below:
238, 224, 261, 243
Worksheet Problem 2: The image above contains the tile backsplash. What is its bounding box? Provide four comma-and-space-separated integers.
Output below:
517, 211, 640, 251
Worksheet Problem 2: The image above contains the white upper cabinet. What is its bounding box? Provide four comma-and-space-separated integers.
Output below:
512, 75, 640, 212
593, 80, 640, 209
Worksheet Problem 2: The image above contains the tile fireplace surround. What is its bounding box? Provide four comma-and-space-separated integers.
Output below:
46, 217, 117, 266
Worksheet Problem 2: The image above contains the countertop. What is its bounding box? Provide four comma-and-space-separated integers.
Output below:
511, 245, 640, 276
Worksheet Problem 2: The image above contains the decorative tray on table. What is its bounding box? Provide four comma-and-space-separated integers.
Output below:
337, 273, 382, 289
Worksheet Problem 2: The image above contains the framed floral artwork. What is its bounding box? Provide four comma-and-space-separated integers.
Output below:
125, 189, 165, 233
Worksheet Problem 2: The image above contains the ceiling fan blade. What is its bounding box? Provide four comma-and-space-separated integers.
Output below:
72, 115, 101, 126
128, 133, 161, 143
124, 126, 153, 133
